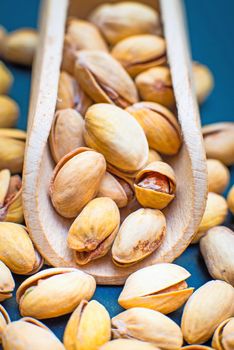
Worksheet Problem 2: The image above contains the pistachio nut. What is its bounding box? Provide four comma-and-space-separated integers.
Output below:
207, 159, 230, 194
97, 172, 134, 208
67, 197, 120, 265
200, 226, 234, 286
134, 161, 176, 209
0, 260, 15, 302
193, 62, 214, 104
119, 263, 194, 314
182, 347, 214, 349
84, 104, 148, 176
2, 28, 37, 66
135, 67, 175, 109
0, 62, 13, 95
147, 149, 162, 164
227, 185, 234, 215
0, 305, 10, 343
112, 35, 166, 77
181, 280, 234, 344
62, 18, 108, 75
0, 128, 26, 174
0, 95, 19, 128
192, 192, 228, 243
212, 317, 234, 350
49, 109, 85, 163
0, 222, 43, 275
89, 2, 161, 45
50, 147, 106, 218
112, 208, 166, 267
126, 102, 182, 155
75, 51, 138, 108
2, 317, 65, 350
64, 299, 111, 350
17, 267, 96, 319
202, 122, 234, 166
100, 339, 159, 350
0, 26, 7, 55
0, 169, 23, 223
112, 307, 183, 350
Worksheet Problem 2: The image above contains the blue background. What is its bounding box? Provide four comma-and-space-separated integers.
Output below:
0, 0, 233, 346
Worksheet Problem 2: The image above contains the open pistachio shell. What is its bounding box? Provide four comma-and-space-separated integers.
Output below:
212, 317, 234, 350
100, 339, 159, 350
64, 300, 111, 350
0, 260, 15, 302
16, 268, 96, 319
0, 305, 10, 343
119, 263, 194, 314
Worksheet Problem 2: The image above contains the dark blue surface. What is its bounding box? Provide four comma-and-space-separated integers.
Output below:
0, 0, 233, 346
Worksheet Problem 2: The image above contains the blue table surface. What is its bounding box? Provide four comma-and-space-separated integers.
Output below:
0, 0, 234, 346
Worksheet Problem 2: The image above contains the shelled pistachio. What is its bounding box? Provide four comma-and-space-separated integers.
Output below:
227, 185, 234, 214
212, 317, 234, 350
207, 159, 230, 194
0, 95, 19, 128
0, 62, 13, 95
0, 260, 15, 302
192, 62, 214, 104
0, 305, 10, 343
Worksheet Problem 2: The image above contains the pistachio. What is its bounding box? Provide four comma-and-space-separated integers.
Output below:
193, 62, 214, 104
62, 18, 108, 75
89, 2, 161, 45
0, 260, 15, 302
126, 102, 181, 155
112, 35, 166, 77
147, 149, 162, 164
119, 263, 194, 314
84, 104, 148, 176
134, 161, 176, 209
100, 339, 159, 350
181, 280, 234, 344
0, 62, 13, 95
0, 95, 19, 128
207, 159, 230, 194
0, 26, 7, 55
17, 268, 96, 319
49, 109, 85, 163
67, 197, 120, 265
200, 226, 234, 286
202, 122, 234, 166
227, 185, 234, 215
75, 51, 138, 108
2, 317, 65, 349
64, 300, 111, 350
112, 307, 183, 350
0, 128, 26, 174
112, 208, 166, 267
0, 305, 10, 343
135, 67, 175, 109
212, 317, 234, 350
0, 222, 43, 275
50, 147, 106, 218
97, 172, 134, 208
192, 192, 228, 243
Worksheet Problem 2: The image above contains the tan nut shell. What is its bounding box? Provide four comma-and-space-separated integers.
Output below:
84, 104, 148, 175
119, 263, 194, 314
0, 62, 13, 95
112, 208, 166, 266
181, 280, 234, 344
200, 226, 234, 286
0, 305, 10, 343
182, 347, 214, 349
193, 62, 214, 104
207, 159, 230, 194
112, 307, 183, 350
147, 149, 162, 164
16, 268, 96, 319
212, 317, 234, 350
0, 260, 15, 301
227, 185, 234, 215
100, 339, 160, 350
50, 147, 106, 218
0, 95, 18, 128
64, 300, 111, 350
56, 71, 77, 110
126, 102, 181, 155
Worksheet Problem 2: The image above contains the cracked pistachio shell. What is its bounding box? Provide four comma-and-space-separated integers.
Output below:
227, 185, 234, 215
212, 317, 234, 350
64, 300, 111, 350
89, 2, 161, 45
75, 51, 138, 108
2, 317, 65, 350
100, 339, 159, 350
16, 268, 96, 319
0, 95, 19, 128
207, 159, 230, 194
112, 208, 166, 267
202, 123, 234, 166
119, 263, 194, 314
126, 102, 181, 155
112, 35, 166, 78
134, 161, 176, 209
0, 62, 13, 95
193, 62, 214, 104
0, 222, 43, 275
50, 147, 106, 218
84, 104, 148, 176
147, 149, 162, 164
0, 260, 15, 302
67, 197, 120, 265
181, 280, 234, 344
62, 18, 108, 75
135, 66, 175, 110
0, 305, 10, 343
192, 192, 228, 243
200, 226, 234, 286
112, 307, 183, 350
49, 109, 85, 163
182, 347, 214, 349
